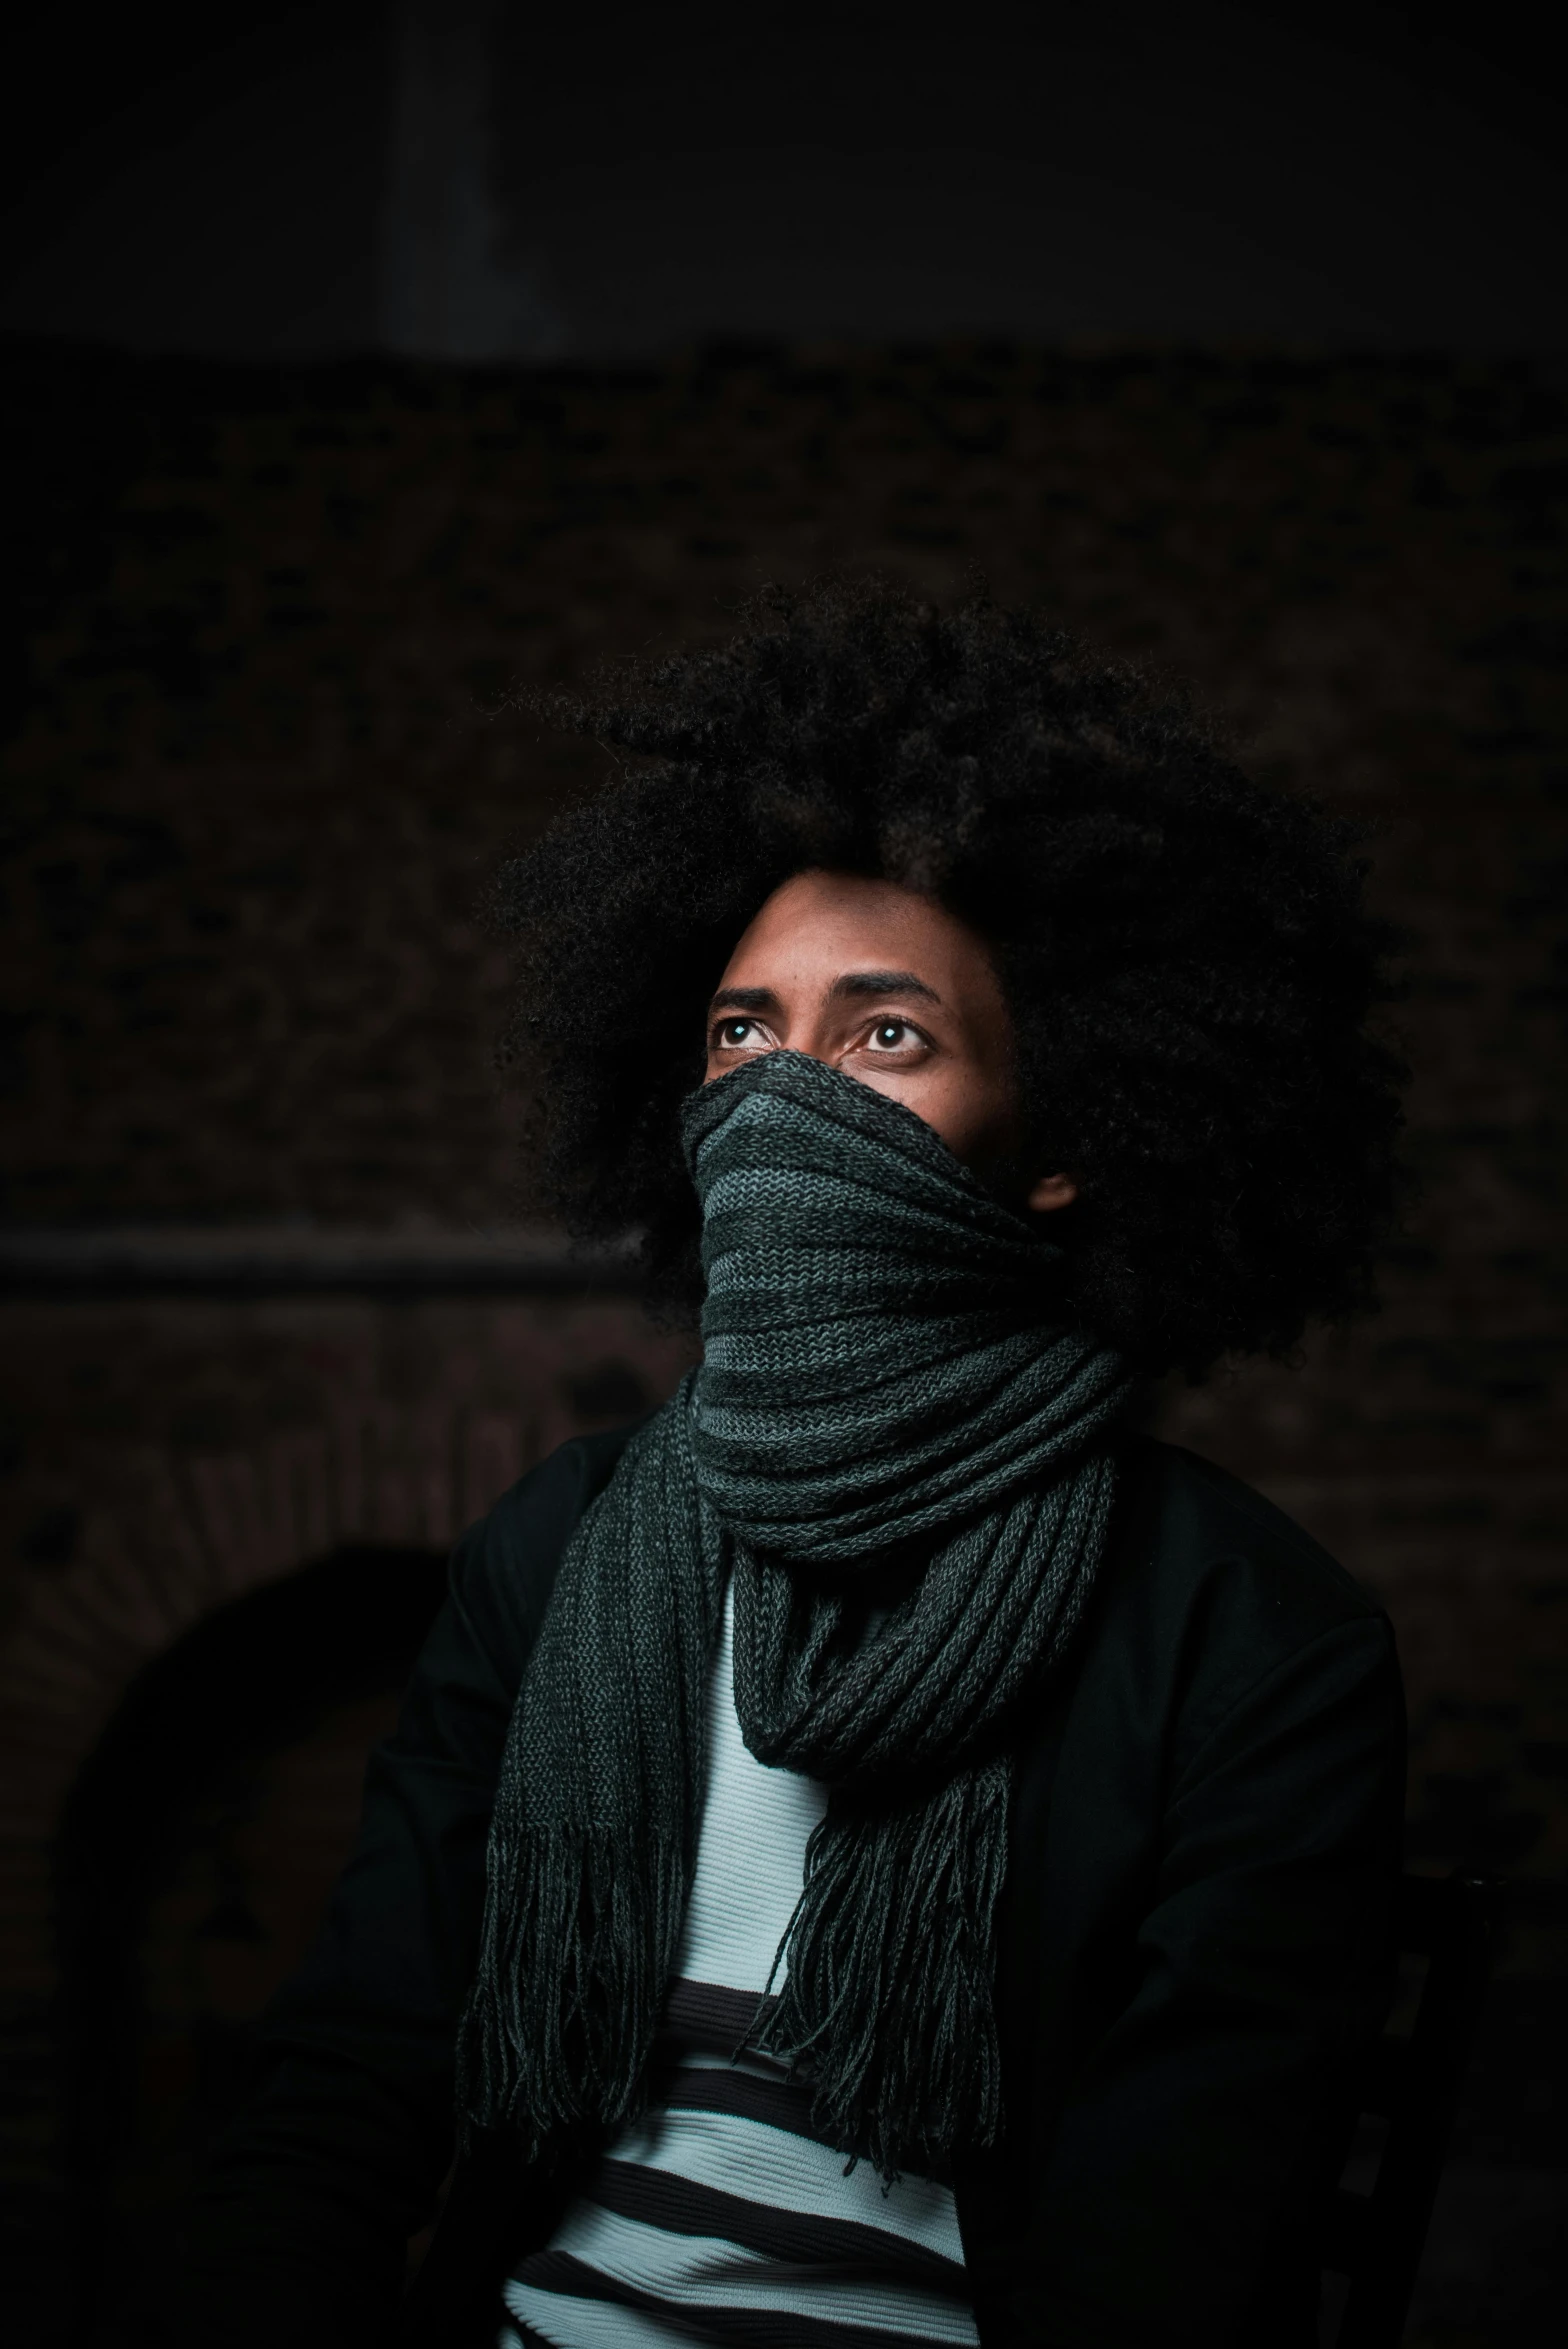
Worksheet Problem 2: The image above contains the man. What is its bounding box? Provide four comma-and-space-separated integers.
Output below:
180, 578, 1407, 2347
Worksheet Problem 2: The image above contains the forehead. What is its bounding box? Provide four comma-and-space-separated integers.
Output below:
719, 869, 991, 991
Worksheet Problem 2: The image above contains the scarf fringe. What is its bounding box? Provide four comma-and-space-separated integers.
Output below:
457, 1828, 686, 2160
745, 1755, 1011, 2181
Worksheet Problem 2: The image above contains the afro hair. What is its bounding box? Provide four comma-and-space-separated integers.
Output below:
490, 575, 1406, 1378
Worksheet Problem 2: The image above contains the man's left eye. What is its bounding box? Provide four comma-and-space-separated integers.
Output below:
868, 1021, 914, 1049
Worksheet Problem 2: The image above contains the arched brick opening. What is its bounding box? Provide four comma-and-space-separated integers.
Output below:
56, 1540, 453, 2345
0, 1402, 537, 2344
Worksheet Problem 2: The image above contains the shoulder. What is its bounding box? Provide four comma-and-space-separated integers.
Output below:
1122, 1428, 1380, 1616
1122, 1434, 1382, 1633
1088, 1434, 1398, 1767
458, 1418, 644, 1579
446, 1418, 645, 1670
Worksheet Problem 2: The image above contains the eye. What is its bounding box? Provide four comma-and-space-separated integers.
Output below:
865, 1019, 920, 1051
710, 1015, 773, 1054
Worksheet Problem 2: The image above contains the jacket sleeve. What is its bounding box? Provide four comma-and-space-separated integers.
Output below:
1007, 1613, 1406, 2349
171, 1441, 602, 2348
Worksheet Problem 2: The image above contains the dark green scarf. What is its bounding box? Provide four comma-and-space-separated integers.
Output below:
458, 1050, 1131, 2177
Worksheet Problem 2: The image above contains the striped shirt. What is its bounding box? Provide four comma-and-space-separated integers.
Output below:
499, 1579, 980, 2349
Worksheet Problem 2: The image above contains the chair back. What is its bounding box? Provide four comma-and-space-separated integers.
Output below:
1323, 1870, 1504, 2349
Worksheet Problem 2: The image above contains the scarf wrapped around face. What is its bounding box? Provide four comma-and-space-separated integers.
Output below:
457, 1050, 1132, 2177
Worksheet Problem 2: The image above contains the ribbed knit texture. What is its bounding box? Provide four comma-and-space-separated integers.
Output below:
458, 1051, 1131, 2178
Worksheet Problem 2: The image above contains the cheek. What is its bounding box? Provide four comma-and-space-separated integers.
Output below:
910, 1064, 1020, 1169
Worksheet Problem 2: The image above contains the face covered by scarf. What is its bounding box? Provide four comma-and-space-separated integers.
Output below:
458, 1049, 1132, 2178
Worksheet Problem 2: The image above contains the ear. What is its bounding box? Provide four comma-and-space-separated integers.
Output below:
1026, 1171, 1078, 1214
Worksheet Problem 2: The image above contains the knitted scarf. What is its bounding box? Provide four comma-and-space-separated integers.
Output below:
458, 1049, 1131, 2178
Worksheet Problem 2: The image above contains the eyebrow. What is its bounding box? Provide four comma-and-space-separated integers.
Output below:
829, 969, 941, 1005
707, 970, 943, 1018
707, 984, 782, 1015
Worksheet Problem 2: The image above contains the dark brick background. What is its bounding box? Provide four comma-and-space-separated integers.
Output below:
1, 334, 1564, 2342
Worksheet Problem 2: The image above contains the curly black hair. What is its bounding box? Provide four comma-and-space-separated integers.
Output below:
491, 575, 1406, 1378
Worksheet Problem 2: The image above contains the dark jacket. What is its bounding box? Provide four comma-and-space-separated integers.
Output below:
178, 1429, 1405, 2348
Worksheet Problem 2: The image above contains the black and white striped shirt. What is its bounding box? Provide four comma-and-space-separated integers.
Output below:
500, 1581, 980, 2349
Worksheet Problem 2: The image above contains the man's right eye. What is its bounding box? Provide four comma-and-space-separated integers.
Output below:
709, 1013, 776, 1056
